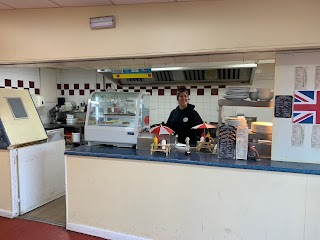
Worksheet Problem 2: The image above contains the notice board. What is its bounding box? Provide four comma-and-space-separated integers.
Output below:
274, 95, 293, 118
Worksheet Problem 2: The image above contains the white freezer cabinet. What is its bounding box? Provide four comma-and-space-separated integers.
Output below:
85, 91, 150, 147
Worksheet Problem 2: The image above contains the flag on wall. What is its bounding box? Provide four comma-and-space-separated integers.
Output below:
293, 90, 320, 124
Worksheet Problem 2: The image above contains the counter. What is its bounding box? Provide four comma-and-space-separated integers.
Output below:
65, 145, 320, 175
65, 145, 320, 240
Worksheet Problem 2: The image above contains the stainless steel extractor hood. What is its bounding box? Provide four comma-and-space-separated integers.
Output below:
98, 63, 257, 86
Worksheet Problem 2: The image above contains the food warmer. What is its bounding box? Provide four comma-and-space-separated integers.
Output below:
85, 91, 150, 147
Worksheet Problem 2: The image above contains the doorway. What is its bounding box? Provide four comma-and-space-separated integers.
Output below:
19, 196, 66, 226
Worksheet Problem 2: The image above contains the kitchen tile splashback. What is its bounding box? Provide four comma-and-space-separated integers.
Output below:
0, 68, 274, 125
57, 82, 272, 125
0, 68, 41, 95
56, 68, 274, 125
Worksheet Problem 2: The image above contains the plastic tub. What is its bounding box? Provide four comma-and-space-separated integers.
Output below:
72, 133, 80, 143
66, 118, 78, 125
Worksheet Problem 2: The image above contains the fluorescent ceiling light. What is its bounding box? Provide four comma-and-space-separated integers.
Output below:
151, 63, 257, 71
151, 67, 186, 71
97, 63, 257, 72
97, 69, 112, 72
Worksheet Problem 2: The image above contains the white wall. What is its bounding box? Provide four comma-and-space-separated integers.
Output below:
272, 52, 320, 163
56, 69, 110, 106
0, 150, 12, 217
0, 67, 57, 124
1, 0, 320, 63
66, 155, 320, 240
0, 68, 40, 94
38, 68, 58, 124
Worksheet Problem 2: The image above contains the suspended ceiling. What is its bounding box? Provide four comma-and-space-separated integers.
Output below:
0, 0, 219, 10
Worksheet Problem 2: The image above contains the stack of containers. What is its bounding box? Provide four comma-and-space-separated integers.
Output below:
66, 114, 78, 125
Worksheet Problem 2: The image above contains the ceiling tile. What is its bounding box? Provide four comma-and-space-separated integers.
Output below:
51, 0, 113, 7
177, 0, 218, 2
111, 0, 175, 5
0, 2, 13, 9
0, 0, 59, 9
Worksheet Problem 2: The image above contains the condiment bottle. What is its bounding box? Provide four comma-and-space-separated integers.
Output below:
185, 137, 191, 156
161, 139, 167, 150
153, 135, 158, 149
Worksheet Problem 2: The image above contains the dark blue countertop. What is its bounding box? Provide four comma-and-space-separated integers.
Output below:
65, 145, 320, 176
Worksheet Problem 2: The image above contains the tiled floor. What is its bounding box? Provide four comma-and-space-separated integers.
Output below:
20, 196, 66, 226
0, 217, 104, 240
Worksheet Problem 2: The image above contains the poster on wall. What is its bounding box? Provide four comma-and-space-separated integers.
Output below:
294, 66, 308, 90
291, 125, 305, 147
293, 90, 320, 124
315, 66, 320, 89
311, 125, 320, 148
274, 95, 293, 118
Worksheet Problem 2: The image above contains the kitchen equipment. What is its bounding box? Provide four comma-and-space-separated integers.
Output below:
249, 92, 258, 101
251, 122, 273, 134
72, 132, 80, 143
98, 66, 256, 87
46, 128, 64, 143
31, 94, 45, 109
257, 88, 271, 94
66, 118, 78, 125
136, 132, 154, 150
49, 106, 59, 123
85, 91, 150, 147
225, 117, 247, 127
252, 141, 272, 158
223, 87, 250, 100
245, 117, 257, 129
258, 91, 274, 101
58, 97, 65, 106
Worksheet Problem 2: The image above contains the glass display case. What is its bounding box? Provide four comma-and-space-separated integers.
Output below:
85, 91, 150, 146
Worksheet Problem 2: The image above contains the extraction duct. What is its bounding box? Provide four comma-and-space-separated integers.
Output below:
98, 63, 257, 86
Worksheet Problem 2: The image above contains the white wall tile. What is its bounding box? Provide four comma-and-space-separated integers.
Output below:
48, 67, 276, 127
190, 88, 197, 96
196, 96, 204, 103
204, 95, 211, 103
204, 88, 211, 95
152, 89, 158, 95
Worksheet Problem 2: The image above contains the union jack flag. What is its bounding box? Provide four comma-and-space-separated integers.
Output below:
293, 91, 320, 124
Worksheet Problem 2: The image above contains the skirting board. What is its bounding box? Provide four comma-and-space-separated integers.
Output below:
67, 223, 150, 240
0, 210, 14, 219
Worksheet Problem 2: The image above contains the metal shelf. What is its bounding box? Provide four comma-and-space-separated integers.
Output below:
218, 99, 273, 108
248, 131, 272, 141
103, 113, 136, 116
59, 123, 85, 128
